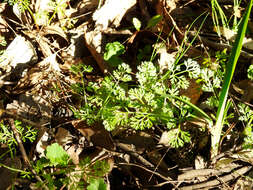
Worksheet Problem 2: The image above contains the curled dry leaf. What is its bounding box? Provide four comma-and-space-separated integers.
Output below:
180, 78, 203, 104
0, 36, 37, 73
93, 0, 136, 30
41, 25, 69, 42
84, 30, 109, 73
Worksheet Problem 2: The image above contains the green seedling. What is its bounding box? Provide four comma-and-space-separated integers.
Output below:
211, 0, 228, 36
145, 15, 163, 30
103, 41, 125, 67
238, 103, 253, 149
0, 120, 37, 157
132, 17, 142, 31
34, 143, 109, 189
247, 64, 253, 80
132, 15, 162, 31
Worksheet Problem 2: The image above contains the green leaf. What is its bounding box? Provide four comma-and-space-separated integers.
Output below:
132, 17, 141, 31
103, 42, 125, 61
87, 178, 107, 190
247, 64, 253, 80
211, 0, 253, 158
46, 143, 69, 166
146, 15, 162, 29
243, 126, 252, 137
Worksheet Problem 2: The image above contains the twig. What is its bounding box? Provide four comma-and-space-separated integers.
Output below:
9, 119, 49, 190
116, 142, 155, 168
148, 147, 170, 181
188, 31, 253, 60
213, 173, 233, 190
117, 162, 173, 181
219, 122, 236, 149
178, 163, 240, 180
179, 166, 252, 190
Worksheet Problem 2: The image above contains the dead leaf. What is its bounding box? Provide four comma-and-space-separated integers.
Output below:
84, 30, 109, 73
180, 78, 203, 104
93, 0, 137, 30
72, 120, 115, 150
233, 79, 253, 103
243, 38, 253, 51
41, 25, 69, 42
67, 145, 83, 165
0, 35, 37, 72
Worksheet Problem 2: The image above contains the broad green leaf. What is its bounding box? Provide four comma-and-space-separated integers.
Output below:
103, 42, 125, 61
132, 17, 141, 31
46, 143, 69, 166
87, 178, 107, 190
146, 15, 162, 29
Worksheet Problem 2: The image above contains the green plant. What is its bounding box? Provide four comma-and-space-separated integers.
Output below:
6, 0, 70, 27
47, 0, 68, 25
5, 0, 37, 24
132, 17, 142, 31
247, 64, 253, 80
0, 120, 37, 157
34, 143, 109, 190
103, 41, 125, 67
5, 0, 30, 11
211, 0, 228, 36
132, 15, 162, 31
72, 44, 217, 148
210, 0, 253, 158
238, 103, 253, 149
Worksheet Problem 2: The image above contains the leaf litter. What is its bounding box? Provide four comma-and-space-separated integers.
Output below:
0, 0, 253, 189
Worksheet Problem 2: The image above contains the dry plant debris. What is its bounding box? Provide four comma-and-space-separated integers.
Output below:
0, 0, 253, 189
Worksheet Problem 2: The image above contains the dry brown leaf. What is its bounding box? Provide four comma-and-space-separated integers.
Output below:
72, 120, 115, 150
233, 79, 253, 103
84, 30, 109, 73
93, 0, 136, 30
180, 78, 203, 104
243, 38, 253, 51
0, 35, 37, 72
41, 25, 69, 42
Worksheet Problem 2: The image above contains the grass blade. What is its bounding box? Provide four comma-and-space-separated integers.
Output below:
211, 0, 253, 158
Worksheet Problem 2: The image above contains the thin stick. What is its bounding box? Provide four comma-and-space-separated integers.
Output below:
117, 162, 173, 181
9, 119, 49, 190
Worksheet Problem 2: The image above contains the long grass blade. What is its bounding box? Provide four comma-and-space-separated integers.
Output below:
211, 0, 253, 158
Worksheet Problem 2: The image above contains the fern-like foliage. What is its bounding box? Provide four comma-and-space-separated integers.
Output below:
71, 42, 222, 148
